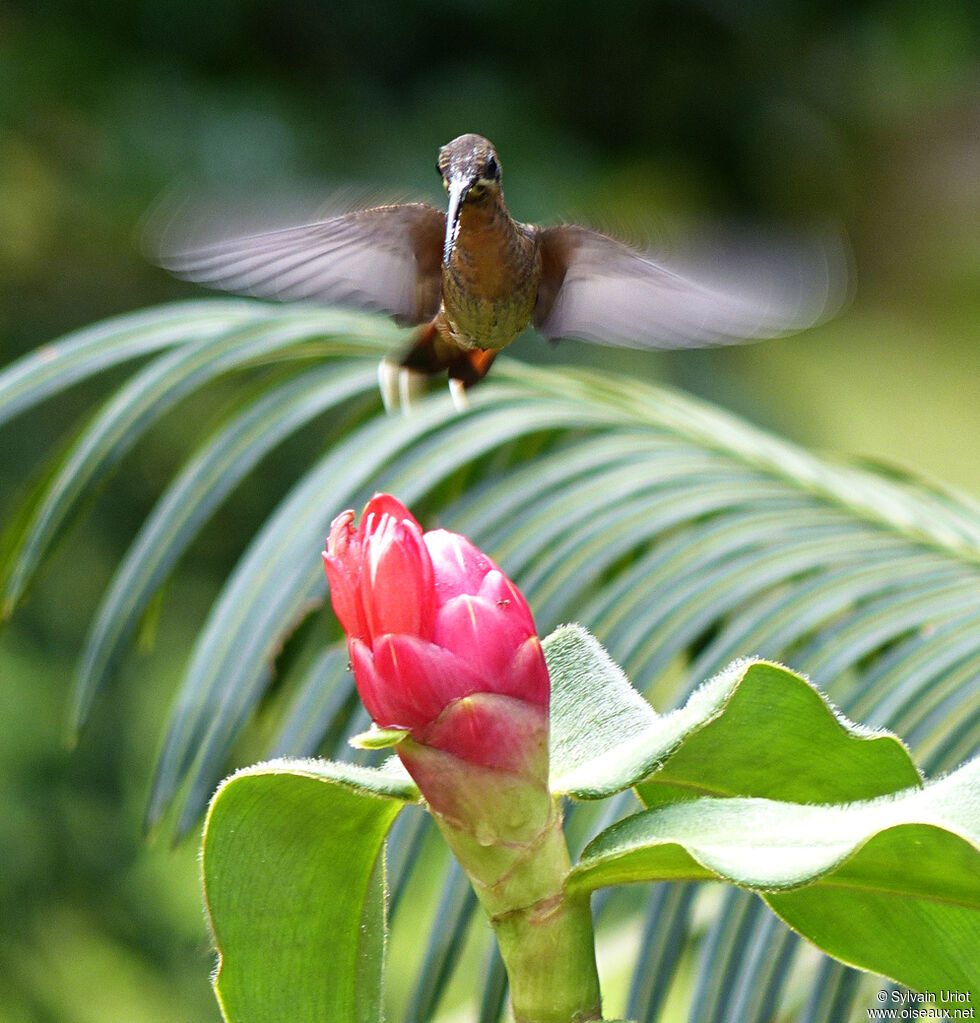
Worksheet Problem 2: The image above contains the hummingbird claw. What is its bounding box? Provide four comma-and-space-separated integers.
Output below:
379, 359, 427, 414
398, 366, 428, 415
448, 377, 469, 413
378, 359, 401, 414
379, 358, 468, 414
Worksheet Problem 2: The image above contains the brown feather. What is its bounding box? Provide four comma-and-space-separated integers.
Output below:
534, 223, 847, 350
151, 202, 446, 325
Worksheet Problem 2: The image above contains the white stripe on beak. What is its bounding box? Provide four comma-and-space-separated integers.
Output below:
443, 177, 470, 265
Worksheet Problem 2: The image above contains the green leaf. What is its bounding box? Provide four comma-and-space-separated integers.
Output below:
202, 757, 418, 1023
403, 864, 478, 1023
69, 361, 378, 732
352, 726, 411, 750
1, 304, 400, 614
634, 659, 922, 808
546, 624, 659, 797
570, 758, 980, 998
0, 299, 266, 427
545, 626, 920, 804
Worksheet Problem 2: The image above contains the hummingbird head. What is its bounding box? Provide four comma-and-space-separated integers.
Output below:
437, 134, 502, 264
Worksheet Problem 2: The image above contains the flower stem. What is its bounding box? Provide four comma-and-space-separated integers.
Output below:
433, 801, 602, 1023
493, 885, 603, 1023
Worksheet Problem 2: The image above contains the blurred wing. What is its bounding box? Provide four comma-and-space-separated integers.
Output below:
147, 201, 446, 324
533, 224, 850, 349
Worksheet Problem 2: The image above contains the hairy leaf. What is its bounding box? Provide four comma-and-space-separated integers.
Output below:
571, 759, 980, 998
546, 626, 920, 804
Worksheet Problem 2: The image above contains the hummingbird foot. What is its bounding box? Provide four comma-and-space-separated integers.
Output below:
378, 359, 429, 415
448, 377, 469, 413
378, 359, 399, 414
378, 357, 471, 414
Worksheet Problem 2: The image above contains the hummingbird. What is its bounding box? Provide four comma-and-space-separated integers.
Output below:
152, 133, 845, 411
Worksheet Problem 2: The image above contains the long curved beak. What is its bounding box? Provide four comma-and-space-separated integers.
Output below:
443, 177, 471, 265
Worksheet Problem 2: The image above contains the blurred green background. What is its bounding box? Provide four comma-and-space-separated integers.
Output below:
1, 2, 977, 1020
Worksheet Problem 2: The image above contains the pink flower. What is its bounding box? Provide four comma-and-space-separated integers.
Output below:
323, 494, 551, 832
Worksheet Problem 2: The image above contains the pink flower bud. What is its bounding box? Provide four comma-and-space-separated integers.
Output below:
324, 499, 601, 1023
323, 494, 551, 833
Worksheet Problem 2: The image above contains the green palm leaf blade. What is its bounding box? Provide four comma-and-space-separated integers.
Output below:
520, 494, 824, 617
797, 580, 980, 683
403, 864, 478, 1023
476, 944, 509, 1023
472, 446, 736, 565
70, 361, 378, 732
907, 656, 980, 758
863, 619, 980, 730
443, 429, 679, 545
803, 960, 863, 1023
264, 644, 357, 758
616, 532, 906, 684
724, 915, 798, 1023
687, 555, 962, 682
625, 882, 698, 1022
681, 904, 794, 1023
0, 299, 265, 427
385, 810, 432, 918
684, 888, 762, 1023
1, 304, 401, 616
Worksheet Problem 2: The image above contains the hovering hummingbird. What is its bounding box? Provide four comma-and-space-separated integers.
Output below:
152, 133, 845, 411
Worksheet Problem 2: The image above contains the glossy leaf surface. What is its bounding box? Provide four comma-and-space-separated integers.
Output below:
202, 758, 416, 1023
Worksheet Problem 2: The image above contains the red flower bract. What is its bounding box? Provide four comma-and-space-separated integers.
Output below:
323, 494, 550, 742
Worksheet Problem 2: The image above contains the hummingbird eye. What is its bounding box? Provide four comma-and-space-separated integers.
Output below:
485, 155, 499, 179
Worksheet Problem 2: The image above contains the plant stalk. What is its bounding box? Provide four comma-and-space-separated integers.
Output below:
433, 800, 602, 1023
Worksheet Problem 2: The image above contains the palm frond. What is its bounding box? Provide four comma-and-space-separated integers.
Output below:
2, 300, 977, 1023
